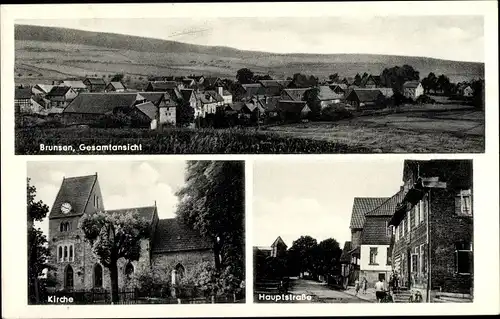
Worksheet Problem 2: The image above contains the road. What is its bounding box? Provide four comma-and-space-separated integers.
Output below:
255, 278, 372, 303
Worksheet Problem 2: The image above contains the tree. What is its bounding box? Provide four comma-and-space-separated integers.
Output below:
315, 238, 342, 279
471, 79, 485, 110
27, 178, 51, 304
436, 74, 452, 95
329, 73, 339, 83
175, 161, 245, 295
353, 73, 362, 86
380, 65, 420, 93
287, 236, 318, 277
177, 103, 195, 127
290, 73, 319, 88
304, 87, 322, 120
421, 72, 438, 94
110, 73, 124, 82
236, 68, 254, 84
80, 211, 150, 303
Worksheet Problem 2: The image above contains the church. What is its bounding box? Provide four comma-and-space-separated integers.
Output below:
48, 173, 214, 291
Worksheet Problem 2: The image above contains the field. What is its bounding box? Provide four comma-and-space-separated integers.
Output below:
16, 105, 484, 154
264, 106, 484, 153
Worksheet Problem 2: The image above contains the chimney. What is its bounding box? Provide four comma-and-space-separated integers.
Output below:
217, 86, 223, 97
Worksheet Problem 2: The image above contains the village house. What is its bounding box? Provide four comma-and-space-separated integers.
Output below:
329, 84, 348, 96
389, 160, 473, 303
46, 86, 78, 109
317, 86, 344, 108
238, 83, 266, 101
145, 81, 183, 92
340, 241, 353, 289
47, 174, 214, 292
201, 77, 223, 90
462, 85, 474, 97
105, 81, 127, 92
403, 81, 424, 100
215, 86, 233, 106
15, 87, 33, 113
32, 84, 54, 97
61, 80, 88, 93
83, 77, 107, 92
359, 74, 380, 88
196, 91, 223, 118
276, 100, 311, 122
280, 88, 309, 102
345, 89, 386, 110
258, 80, 287, 96
270, 236, 287, 258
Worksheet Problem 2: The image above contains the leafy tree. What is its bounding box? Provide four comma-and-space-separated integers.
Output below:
27, 178, 51, 304
329, 73, 339, 83
80, 211, 150, 303
436, 74, 452, 94
421, 72, 438, 94
304, 87, 322, 120
236, 68, 255, 84
175, 161, 245, 295
315, 238, 342, 279
471, 79, 485, 110
353, 73, 362, 86
177, 103, 195, 127
287, 236, 318, 277
110, 73, 124, 82
290, 73, 319, 88
380, 65, 420, 93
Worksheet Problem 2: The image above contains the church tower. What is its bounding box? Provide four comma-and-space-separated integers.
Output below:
48, 173, 104, 290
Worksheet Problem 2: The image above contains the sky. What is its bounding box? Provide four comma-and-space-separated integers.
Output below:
27, 160, 187, 238
18, 16, 484, 62
253, 159, 404, 249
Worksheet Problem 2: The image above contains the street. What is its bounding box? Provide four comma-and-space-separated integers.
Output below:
255, 278, 372, 303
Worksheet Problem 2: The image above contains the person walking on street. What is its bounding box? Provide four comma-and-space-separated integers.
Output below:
354, 278, 360, 296
362, 277, 367, 294
375, 278, 386, 303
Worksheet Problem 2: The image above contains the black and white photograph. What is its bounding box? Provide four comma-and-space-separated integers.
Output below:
253, 159, 473, 303
27, 160, 245, 304
14, 15, 485, 154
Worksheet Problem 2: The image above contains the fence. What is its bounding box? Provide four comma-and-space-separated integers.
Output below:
46, 288, 244, 305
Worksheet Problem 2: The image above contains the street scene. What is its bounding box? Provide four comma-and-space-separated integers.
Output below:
253, 159, 473, 303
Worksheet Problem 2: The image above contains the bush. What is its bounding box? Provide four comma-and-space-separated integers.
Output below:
37, 118, 65, 128
320, 105, 354, 121
132, 264, 171, 295
416, 94, 436, 104
94, 113, 131, 128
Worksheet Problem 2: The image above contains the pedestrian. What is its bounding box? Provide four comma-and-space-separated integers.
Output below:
375, 277, 386, 303
362, 277, 367, 294
354, 278, 360, 296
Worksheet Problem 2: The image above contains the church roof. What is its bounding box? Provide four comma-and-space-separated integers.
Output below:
152, 218, 213, 253
106, 206, 156, 223
49, 174, 97, 219
271, 236, 287, 248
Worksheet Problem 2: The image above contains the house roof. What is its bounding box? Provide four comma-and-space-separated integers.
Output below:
340, 241, 352, 262
33, 84, 54, 94
403, 81, 421, 89
318, 86, 343, 101
147, 81, 178, 91
64, 93, 140, 114
229, 102, 245, 111
361, 216, 392, 245
62, 80, 87, 89
262, 96, 280, 112
282, 88, 308, 102
135, 101, 157, 120
271, 236, 287, 248
349, 197, 389, 229
244, 101, 265, 113
241, 83, 265, 97
49, 174, 97, 219
137, 92, 171, 105
15, 88, 32, 99
85, 78, 107, 85
106, 206, 156, 224
180, 89, 195, 101
152, 218, 213, 253
365, 189, 406, 217
277, 100, 309, 113
203, 77, 220, 88
346, 89, 384, 103
206, 90, 224, 102
259, 80, 283, 88
47, 86, 72, 97
107, 81, 125, 90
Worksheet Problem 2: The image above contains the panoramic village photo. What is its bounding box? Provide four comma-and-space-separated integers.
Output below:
14, 16, 485, 154
253, 159, 473, 303
27, 160, 245, 304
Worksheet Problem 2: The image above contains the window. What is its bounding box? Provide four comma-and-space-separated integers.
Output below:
395, 226, 400, 241
94, 264, 103, 288
69, 245, 73, 261
385, 221, 391, 237
125, 263, 134, 280
411, 252, 418, 274
64, 246, 68, 261
455, 242, 473, 274
58, 246, 63, 262
407, 211, 411, 232
60, 223, 64, 232
65, 265, 74, 289
456, 189, 472, 216
402, 220, 405, 237
386, 247, 391, 265
369, 247, 378, 265
419, 198, 426, 223
414, 204, 420, 226
419, 244, 425, 275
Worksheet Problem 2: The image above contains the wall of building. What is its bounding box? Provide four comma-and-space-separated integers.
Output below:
151, 249, 215, 284
159, 106, 176, 126
360, 245, 392, 272
351, 229, 362, 249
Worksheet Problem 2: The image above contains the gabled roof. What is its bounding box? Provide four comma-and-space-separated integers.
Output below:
403, 81, 421, 89
349, 197, 389, 229
271, 236, 287, 248
64, 93, 140, 114
277, 100, 310, 113
47, 86, 72, 97
15, 87, 32, 99
49, 174, 97, 219
180, 89, 195, 101
259, 80, 282, 88
106, 206, 156, 224
33, 84, 54, 94
62, 80, 87, 89
282, 88, 308, 102
261, 96, 280, 112
147, 81, 178, 91
85, 77, 107, 85
241, 83, 265, 97
229, 102, 245, 111
106, 81, 126, 90
346, 89, 384, 103
152, 218, 213, 253
203, 77, 221, 88
317, 86, 343, 101
365, 189, 406, 217
206, 90, 224, 102
135, 101, 157, 120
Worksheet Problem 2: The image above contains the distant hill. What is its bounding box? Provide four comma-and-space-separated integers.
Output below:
15, 24, 484, 87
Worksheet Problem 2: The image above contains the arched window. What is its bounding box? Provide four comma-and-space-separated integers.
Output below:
175, 263, 185, 282
66, 222, 71, 231
69, 245, 73, 261
60, 223, 63, 232
64, 265, 74, 289
58, 246, 63, 262
64, 246, 68, 261
125, 263, 134, 279
93, 264, 103, 288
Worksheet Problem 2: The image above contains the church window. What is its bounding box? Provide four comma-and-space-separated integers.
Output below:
69, 245, 73, 262
94, 264, 103, 288
58, 246, 63, 262
125, 263, 134, 280
64, 246, 68, 261
64, 265, 74, 289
